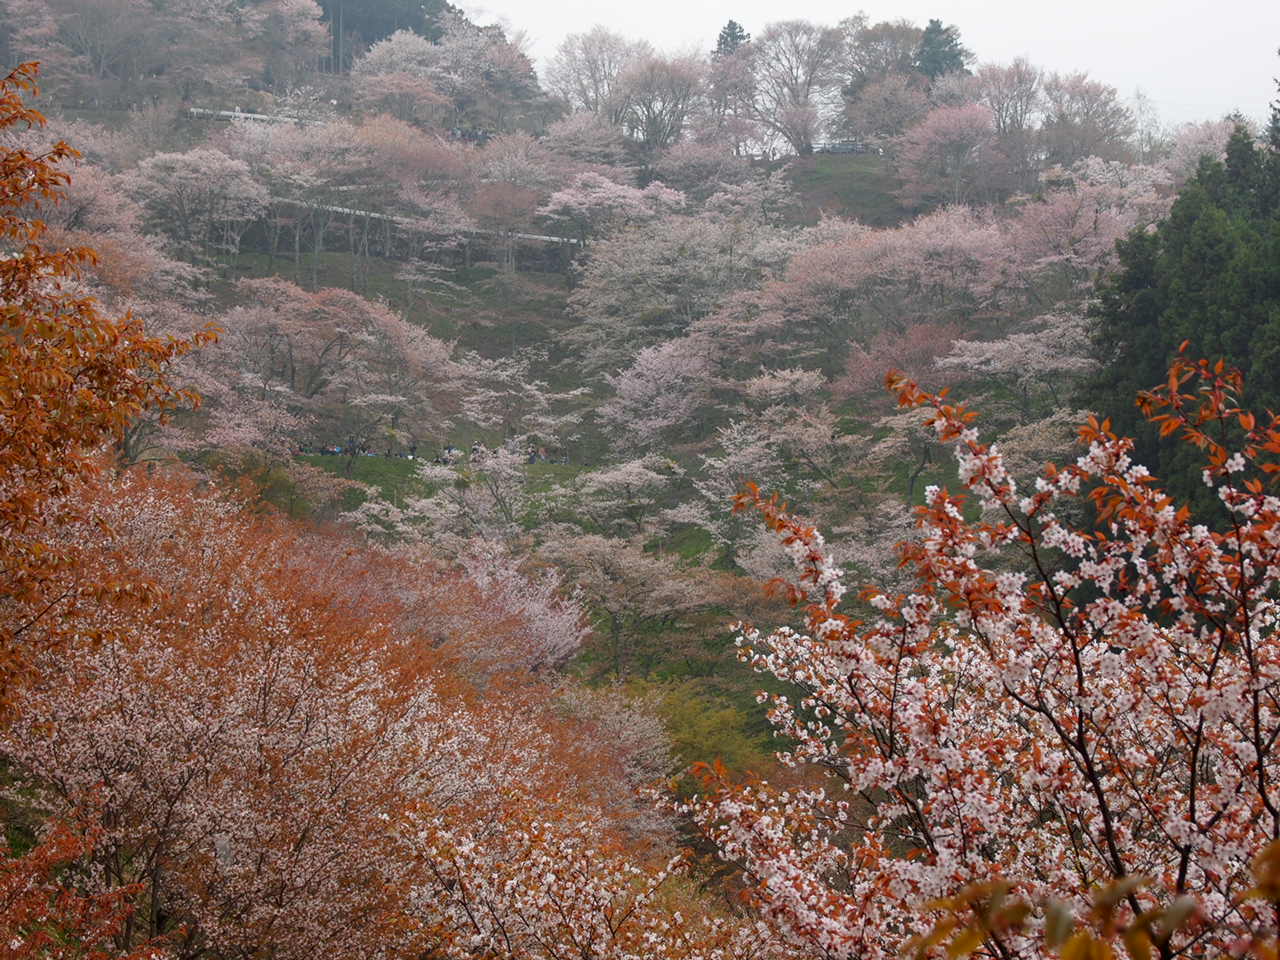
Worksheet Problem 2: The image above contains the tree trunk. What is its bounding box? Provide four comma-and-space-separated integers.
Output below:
311, 211, 327, 289
610, 613, 623, 679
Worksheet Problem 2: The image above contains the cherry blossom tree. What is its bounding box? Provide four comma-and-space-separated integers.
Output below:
552, 682, 675, 820
469, 180, 541, 272
7, 0, 324, 105
746, 20, 845, 155
546, 27, 652, 124
839, 74, 929, 143
0, 823, 161, 960
346, 113, 474, 231
220, 118, 358, 279
732, 370, 857, 491
684, 354, 1280, 959
687, 419, 808, 562
539, 533, 713, 679
1162, 117, 1238, 184
453, 542, 588, 671
409, 794, 780, 960
1041, 71, 1136, 166
479, 132, 557, 191
895, 103, 1006, 206
538, 172, 682, 245
425, 14, 547, 132
545, 454, 686, 538
191, 277, 458, 459
356, 69, 449, 127
936, 312, 1096, 419
0, 65, 209, 696
649, 141, 753, 203
346, 441, 535, 549
458, 347, 589, 443
839, 322, 963, 402
616, 53, 705, 153
541, 112, 634, 169
32, 159, 198, 299
351, 29, 448, 126
569, 210, 797, 372
1006, 159, 1169, 296
344, 351, 585, 550
753, 206, 1004, 363
353, 16, 547, 133
3, 469, 457, 960
125, 148, 268, 263
598, 338, 714, 451
4, 459, 768, 960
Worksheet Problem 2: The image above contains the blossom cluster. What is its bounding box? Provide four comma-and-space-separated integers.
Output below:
684, 359, 1280, 958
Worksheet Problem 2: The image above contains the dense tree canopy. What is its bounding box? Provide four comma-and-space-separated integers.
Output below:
4, 14, 1280, 960
1088, 123, 1280, 503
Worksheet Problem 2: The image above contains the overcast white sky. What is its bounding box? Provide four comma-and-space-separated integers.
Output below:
458, 0, 1279, 126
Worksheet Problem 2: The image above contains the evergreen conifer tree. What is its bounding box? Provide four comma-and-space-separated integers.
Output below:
1087, 118, 1280, 508
713, 20, 750, 58
913, 19, 971, 81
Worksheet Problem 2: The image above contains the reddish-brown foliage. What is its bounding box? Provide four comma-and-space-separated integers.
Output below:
0, 63, 212, 699
0, 823, 160, 960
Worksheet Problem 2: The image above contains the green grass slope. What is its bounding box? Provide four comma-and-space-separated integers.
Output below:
785, 152, 910, 227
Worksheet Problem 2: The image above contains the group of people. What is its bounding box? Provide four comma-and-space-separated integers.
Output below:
431, 441, 568, 466
300, 439, 570, 466
302, 443, 420, 460
447, 126, 492, 144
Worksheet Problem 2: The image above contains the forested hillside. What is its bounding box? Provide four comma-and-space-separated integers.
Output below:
4, 2, 1280, 956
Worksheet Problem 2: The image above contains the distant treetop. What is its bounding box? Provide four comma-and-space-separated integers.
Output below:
714, 20, 751, 58
914, 18, 972, 81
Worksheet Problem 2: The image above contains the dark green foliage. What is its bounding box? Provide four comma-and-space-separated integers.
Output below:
317, 0, 456, 67
713, 20, 750, 58
1087, 123, 1280, 507
913, 19, 971, 81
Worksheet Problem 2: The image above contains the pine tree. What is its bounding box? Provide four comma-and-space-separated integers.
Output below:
1086, 122, 1280, 509
913, 18, 971, 81
713, 19, 750, 59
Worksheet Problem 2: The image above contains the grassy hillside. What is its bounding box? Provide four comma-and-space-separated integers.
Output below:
785, 152, 911, 227
218, 251, 574, 358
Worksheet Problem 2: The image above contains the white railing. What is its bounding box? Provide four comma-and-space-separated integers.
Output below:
187, 107, 326, 127
271, 196, 579, 246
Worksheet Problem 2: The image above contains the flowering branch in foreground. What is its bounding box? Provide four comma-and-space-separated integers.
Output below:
680, 351, 1280, 959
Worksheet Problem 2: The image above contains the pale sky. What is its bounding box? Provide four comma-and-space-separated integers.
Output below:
459, 0, 1279, 127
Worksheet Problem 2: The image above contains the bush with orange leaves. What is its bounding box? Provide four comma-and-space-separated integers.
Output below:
0, 823, 162, 960
4, 466, 528, 960
0, 63, 211, 698
2, 465, 783, 960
